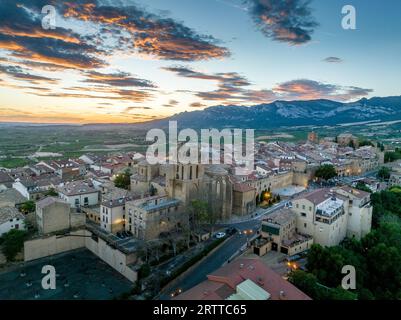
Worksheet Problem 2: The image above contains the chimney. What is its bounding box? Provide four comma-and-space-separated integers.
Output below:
239, 263, 244, 269
279, 291, 287, 300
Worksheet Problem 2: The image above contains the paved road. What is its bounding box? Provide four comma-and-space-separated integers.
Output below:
158, 204, 284, 300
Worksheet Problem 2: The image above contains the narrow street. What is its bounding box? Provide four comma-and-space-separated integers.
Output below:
158, 203, 285, 300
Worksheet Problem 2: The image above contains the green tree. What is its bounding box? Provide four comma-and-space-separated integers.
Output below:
44, 188, 58, 197
114, 169, 132, 190
138, 263, 151, 280
1, 229, 28, 261
149, 184, 157, 196
315, 164, 337, 181
355, 182, 372, 193
377, 166, 390, 181
20, 200, 35, 214
359, 140, 374, 147
190, 199, 208, 228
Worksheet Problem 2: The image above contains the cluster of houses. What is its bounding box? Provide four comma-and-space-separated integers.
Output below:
0, 133, 382, 298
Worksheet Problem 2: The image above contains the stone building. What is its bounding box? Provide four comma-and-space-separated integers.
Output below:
36, 197, 85, 235
125, 195, 181, 240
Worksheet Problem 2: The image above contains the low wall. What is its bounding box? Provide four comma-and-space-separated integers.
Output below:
24, 230, 86, 262
24, 229, 137, 283
85, 236, 137, 283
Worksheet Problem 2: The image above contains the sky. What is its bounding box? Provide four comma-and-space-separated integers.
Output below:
0, 0, 400, 124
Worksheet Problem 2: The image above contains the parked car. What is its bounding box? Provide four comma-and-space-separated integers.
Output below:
215, 232, 226, 239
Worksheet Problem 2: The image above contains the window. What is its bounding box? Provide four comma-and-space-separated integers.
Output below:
309, 206, 312, 211
302, 205, 305, 210
301, 212, 307, 217
304, 223, 307, 228
84, 197, 89, 205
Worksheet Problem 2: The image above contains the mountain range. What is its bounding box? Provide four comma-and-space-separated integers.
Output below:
141, 96, 401, 129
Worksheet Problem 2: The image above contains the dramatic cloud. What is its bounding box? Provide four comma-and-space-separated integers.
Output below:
165, 66, 372, 104
0, 65, 58, 84
60, 0, 230, 61
31, 87, 153, 102
323, 56, 343, 63
246, 0, 318, 45
0, 1, 106, 70
163, 66, 276, 104
274, 79, 373, 101
83, 71, 156, 88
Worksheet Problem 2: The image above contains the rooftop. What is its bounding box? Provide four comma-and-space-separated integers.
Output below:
36, 197, 69, 209
58, 181, 98, 196
0, 206, 24, 224
263, 208, 295, 226
176, 258, 311, 300
0, 188, 27, 205
316, 196, 344, 217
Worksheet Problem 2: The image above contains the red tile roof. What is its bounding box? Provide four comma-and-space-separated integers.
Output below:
176, 258, 311, 300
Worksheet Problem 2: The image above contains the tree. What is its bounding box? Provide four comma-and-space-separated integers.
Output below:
190, 199, 208, 228
1, 229, 28, 261
359, 140, 374, 147
315, 164, 337, 181
44, 188, 58, 197
288, 270, 356, 300
138, 263, 151, 280
20, 200, 35, 214
385, 149, 401, 163
149, 184, 157, 196
114, 169, 132, 190
355, 182, 372, 193
377, 166, 390, 181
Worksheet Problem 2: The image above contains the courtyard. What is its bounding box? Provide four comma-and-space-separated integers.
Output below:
0, 249, 133, 300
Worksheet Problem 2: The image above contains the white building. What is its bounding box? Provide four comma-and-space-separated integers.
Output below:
291, 187, 372, 246
58, 181, 99, 208
100, 198, 126, 233
0, 206, 26, 236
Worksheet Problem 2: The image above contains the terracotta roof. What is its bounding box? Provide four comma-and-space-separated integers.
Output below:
297, 188, 332, 205
176, 258, 311, 300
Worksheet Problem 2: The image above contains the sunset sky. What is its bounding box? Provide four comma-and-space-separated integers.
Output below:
0, 0, 401, 124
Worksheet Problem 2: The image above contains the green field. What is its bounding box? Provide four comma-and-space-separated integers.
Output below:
0, 124, 150, 168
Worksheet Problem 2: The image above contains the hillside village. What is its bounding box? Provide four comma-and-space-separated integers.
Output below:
0, 131, 397, 300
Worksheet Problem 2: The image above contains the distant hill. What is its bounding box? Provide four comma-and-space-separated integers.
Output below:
140, 96, 401, 129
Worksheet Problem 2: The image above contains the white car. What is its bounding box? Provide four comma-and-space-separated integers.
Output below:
215, 232, 226, 239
